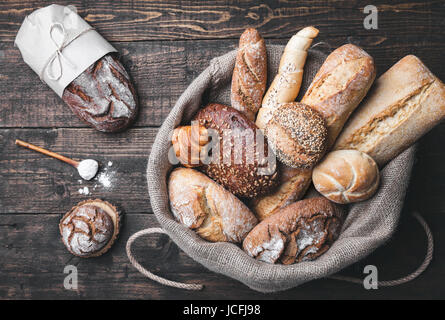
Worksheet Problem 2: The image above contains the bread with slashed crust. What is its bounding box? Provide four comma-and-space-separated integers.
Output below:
302, 44, 376, 148
231, 28, 267, 121
168, 168, 258, 243
243, 197, 343, 264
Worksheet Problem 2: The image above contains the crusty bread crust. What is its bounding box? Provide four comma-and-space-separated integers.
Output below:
250, 164, 312, 221
231, 28, 267, 121
334, 55, 445, 166
243, 197, 343, 264
313, 150, 379, 204
168, 168, 258, 243
302, 44, 376, 148
194, 103, 278, 198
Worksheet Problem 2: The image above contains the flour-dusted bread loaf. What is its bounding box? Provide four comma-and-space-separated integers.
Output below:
250, 164, 312, 221
313, 150, 380, 204
62, 54, 138, 132
243, 197, 343, 264
302, 44, 376, 148
168, 168, 258, 243
256, 26, 319, 130
264, 102, 328, 169
231, 28, 267, 121
59, 199, 121, 258
334, 55, 445, 166
194, 103, 278, 198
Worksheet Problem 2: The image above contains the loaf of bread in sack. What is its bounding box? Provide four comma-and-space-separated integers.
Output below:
168, 168, 258, 243
62, 54, 138, 132
250, 164, 312, 221
302, 44, 376, 148
231, 28, 267, 121
334, 55, 445, 166
193, 103, 278, 198
243, 197, 344, 264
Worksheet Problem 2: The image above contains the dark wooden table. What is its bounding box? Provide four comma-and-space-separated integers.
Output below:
1, 0, 445, 300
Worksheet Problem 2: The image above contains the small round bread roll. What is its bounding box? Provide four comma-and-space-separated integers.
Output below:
264, 102, 327, 169
312, 150, 380, 204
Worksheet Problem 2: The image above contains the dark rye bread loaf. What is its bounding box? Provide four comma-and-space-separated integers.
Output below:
193, 103, 278, 198
243, 197, 344, 264
62, 54, 138, 132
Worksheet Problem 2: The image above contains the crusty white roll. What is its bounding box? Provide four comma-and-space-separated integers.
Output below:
256, 26, 319, 130
312, 150, 380, 204
168, 168, 258, 243
302, 44, 376, 148
334, 55, 445, 166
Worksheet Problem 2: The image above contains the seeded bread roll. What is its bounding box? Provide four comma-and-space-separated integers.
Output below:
313, 150, 380, 203
243, 197, 343, 264
194, 103, 278, 198
168, 168, 258, 243
62, 54, 138, 132
256, 26, 319, 130
231, 28, 267, 121
264, 102, 327, 169
334, 55, 445, 166
302, 44, 376, 148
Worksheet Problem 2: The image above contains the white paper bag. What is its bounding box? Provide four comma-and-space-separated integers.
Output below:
15, 4, 117, 97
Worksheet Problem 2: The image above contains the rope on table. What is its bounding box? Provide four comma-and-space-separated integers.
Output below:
126, 227, 204, 291
127, 212, 432, 290
329, 212, 434, 287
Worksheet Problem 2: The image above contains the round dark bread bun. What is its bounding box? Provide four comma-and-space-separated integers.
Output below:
243, 197, 344, 264
265, 102, 328, 169
193, 103, 278, 198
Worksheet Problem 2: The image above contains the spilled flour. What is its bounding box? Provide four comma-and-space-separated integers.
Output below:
77, 161, 116, 195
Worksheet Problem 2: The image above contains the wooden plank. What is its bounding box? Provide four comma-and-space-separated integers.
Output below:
0, 1, 443, 42
0, 211, 444, 299
0, 128, 156, 214
3, 126, 445, 216
1, 37, 445, 129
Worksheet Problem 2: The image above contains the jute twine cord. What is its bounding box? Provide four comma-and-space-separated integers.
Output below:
329, 212, 434, 287
39, 21, 94, 81
126, 227, 204, 291
126, 212, 432, 290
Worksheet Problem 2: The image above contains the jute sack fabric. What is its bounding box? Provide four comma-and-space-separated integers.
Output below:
145, 44, 416, 293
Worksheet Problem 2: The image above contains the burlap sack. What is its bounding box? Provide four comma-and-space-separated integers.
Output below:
146, 45, 416, 293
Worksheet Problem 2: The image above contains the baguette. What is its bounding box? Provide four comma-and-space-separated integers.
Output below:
231, 28, 267, 121
256, 26, 319, 130
334, 55, 445, 166
302, 44, 376, 148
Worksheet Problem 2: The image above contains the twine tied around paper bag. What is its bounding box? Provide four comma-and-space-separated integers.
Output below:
39, 22, 93, 81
